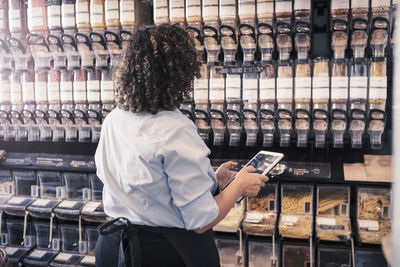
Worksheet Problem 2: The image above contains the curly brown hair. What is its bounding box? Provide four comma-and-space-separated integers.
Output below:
114, 24, 200, 114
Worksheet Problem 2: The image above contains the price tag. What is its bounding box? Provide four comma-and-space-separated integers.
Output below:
243, 79, 258, 101
209, 79, 225, 100
56, 253, 73, 262
295, 0, 311, 10
81, 255, 96, 265
295, 77, 311, 99
260, 78, 275, 100
73, 81, 87, 102
350, 76, 367, 99
312, 77, 329, 100
82, 201, 101, 213
209, 89, 224, 101
101, 80, 115, 102
5, 247, 19, 256
60, 81, 73, 102
30, 250, 47, 258
245, 212, 264, 223
186, 0, 201, 18
87, 80, 101, 102
203, 0, 219, 19
277, 78, 293, 99
48, 82, 60, 102
33, 199, 52, 206
317, 217, 336, 226
331, 0, 349, 9
7, 197, 26, 205
48, 5, 62, 28
359, 220, 379, 231
35, 81, 48, 102
331, 76, 348, 99
22, 82, 35, 102
58, 200, 78, 209
225, 77, 241, 99
281, 215, 298, 226
275, 0, 292, 13
369, 76, 387, 99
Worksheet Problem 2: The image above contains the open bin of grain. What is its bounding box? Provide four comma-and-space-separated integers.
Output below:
316, 185, 351, 242
279, 184, 313, 239
243, 183, 277, 236
357, 187, 391, 244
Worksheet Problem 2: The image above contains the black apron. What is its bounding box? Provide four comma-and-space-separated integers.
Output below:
96, 217, 220, 267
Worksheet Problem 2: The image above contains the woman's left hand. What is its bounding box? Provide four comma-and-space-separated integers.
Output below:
215, 161, 238, 189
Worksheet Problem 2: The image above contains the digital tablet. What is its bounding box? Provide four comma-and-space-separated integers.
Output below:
220, 151, 284, 202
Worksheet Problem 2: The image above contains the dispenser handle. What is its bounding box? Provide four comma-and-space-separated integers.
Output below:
350, 108, 367, 121
351, 17, 369, 33
239, 24, 256, 41
209, 108, 226, 124
294, 21, 311, 34
295, 108, 310, 121
104, 31, 121, 47
330, 19, 349, 33
26, 33, 49, 51
225, 109, 242, 124
35, 109, 49, 123
47, 35, 64, 52
0, 110, 10, 122
331, 108, 348, 122
119, 30, 133, 44
187, 26, 203, 44
368, 109, 386, 123
202, 25, 219, 41
257, 23, 274, 38
10, 110, 23, 121
75, 33, 93, 50
194, 109, 211, 124
275, 21, 292, 35
61, 109, 75, 121
312, 108, 329, 120
89, 32, 108, 50
371, 17, 390, 32
6, 37, 26, 53
277, 108, 293, 121
219, 24, 237, 44
61, 33, 78, 51
260, 108, 275, 121
243, 108, 258, 124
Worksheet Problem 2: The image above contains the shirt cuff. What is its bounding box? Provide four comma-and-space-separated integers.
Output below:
180, 191, 219, 230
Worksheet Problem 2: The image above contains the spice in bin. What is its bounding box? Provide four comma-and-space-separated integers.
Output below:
90, 0, 106, 30
105, 0, 120, 29
76, 0, 91, 31
369, 58, 387, 105
9, 0, 29, 34
28, 0, 49, 33
317, 218, 351, 241
170, 0, 185, 24
279, 215, 313, 239
185, 0, 201, 23
257, 0, 273, 20
0, 0, 9, 34
281, 190, 312, 214
259, 63, 275, 105
120, 0, 135, 28
214, 203, 243, 232
46, 0, 62, 32
61, 0, 76, 32
312, 58, 329, 104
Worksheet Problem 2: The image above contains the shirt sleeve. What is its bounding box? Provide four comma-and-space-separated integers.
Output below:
161, 122, 219, 230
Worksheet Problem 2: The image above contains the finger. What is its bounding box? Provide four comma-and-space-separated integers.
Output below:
261, 175, 269, 182
243, 166, 256, 173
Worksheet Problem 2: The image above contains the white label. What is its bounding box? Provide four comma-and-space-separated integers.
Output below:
203, 0, 219, 19
281, 215, 299, 225
245, 212, 264, 223
76, 2, 90, 24
210, 78, 225, 89
56, 253, 73, 261
7, 197, 26, 205
243, 79, 258, 101
359, 220, 379, 231
87, 80, 101, 102
257, 0, 273, 17
170, 0, 185, 19
29, 7, 45, 28
239, 0, 256, 18
225, 77, 241, 99
23, 82, 35, 102
30, 250, 47, 258
62, 4, 76, 28
35, 82, 47, 102
260, 78, 275, 100
5, 247, 19, 256
101, 80, 115, 102
317, 217, 336, 225
351, 0, 369, 8
209, 78, 225, 101
371, 0, 390, 7
277, 77, 293, 99
58, 200, 78, 208
82, 201, 101, 213
48, 5, 62, 28
48, 82, 60, 102
369, 76, 387, 99
10, 9, 22, 30
275, 0, 292, 13
74, 81, 87, 102
106, 1, 120, 21
10, 83, 22, 104
121, 1, 135, 23
209, 89, 224, 101
295, 77, 311, 99
220, 0, 236, 19
331, 76, 348, 99
60, 81, 73, 102
331, 0, 349, 10
34, 199, 51, 206
186, 0, 201, 18
155, 0, 169, 21
91, 3, 104, 24
81, 256, 96, 265
350, 76, 367, 99
294, 0, 311, 10
312, 77, 329, 100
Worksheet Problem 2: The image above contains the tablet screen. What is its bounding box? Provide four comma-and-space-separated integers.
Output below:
247, 152, 283, 175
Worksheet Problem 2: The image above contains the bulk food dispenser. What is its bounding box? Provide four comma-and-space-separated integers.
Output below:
81, 174, 106, 223
238, 0, 257, 64
77, 226, 99, 266
4, 218, 35, 265
215, 237, 243, 267
0, 39, 13, 141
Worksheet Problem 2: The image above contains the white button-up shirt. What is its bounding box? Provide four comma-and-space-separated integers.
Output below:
95, 108, 219, 230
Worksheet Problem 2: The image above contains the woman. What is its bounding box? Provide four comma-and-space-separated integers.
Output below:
94, 24, 268, 267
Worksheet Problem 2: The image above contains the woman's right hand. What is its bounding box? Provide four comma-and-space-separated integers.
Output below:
233, 166, 269, 197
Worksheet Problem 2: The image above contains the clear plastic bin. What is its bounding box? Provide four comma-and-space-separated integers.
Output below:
0, 169, 14, 210
4, 171, 37, 216
54, 173, 89, 221
282, 244, 310, 267
244, 184, 277, 236
213, 202, 243, 232
248, 240, 279, 267
357, 187, 391, 244
5, 219, 35, 264
279, 184, 313, 239
316, 185, 351, 241
85, 226, 99, 255
34, 221, 59, 249
81, 174, 106, 223
60, 224, 82, 253
5, 246, 31, 265
318, 247, 351, 267
355, 249, 389, 267
28, 171, 63, 219
215, 238, 243, 267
